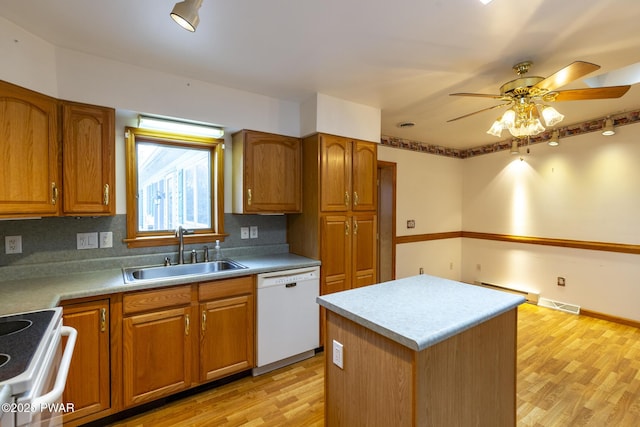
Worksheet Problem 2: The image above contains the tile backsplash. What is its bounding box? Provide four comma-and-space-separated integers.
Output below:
0, 213, 288, 279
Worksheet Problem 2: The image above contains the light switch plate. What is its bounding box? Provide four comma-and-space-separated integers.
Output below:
77, 232, 99, 250
250, 226, 258, 239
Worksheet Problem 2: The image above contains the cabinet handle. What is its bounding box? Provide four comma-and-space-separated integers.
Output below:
353, 219, 358, 235
51, 182, 59, 205
202, 310, 207, 332
353, 192, 359, 206
99, 307, 106, 333
247, 188, 252, 206
185, 314, 190, 336
103, 184, 110, 205
344, 191, 350, 206
345, 221, 350, 236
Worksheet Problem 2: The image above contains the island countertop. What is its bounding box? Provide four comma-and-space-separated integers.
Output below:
317, 274, 525, 351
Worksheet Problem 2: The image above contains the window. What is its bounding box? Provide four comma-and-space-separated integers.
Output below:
124, 127, 225, 248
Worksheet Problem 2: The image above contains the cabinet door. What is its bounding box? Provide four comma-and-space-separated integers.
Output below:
352, 213, 377, 288
320, 135, 351, 212
62, 299, 110, 423
0, 81, 60, 217
351, 140, 377, 211
242, 131, 301, 213
321, 215, 351, 294
123, 307, 192, 407
62, 101, 115, 215
200, 294, 254, 382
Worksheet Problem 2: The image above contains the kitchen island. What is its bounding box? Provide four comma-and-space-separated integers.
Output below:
317, 274, 525, 427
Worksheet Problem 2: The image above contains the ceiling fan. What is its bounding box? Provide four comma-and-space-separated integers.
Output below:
447, 61, 631, 138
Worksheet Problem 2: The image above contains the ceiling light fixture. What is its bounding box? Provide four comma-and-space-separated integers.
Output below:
548, 130, 560, 147
170, 0, 203, 32
487, 100, 564, 138
602, 117, 616, 136
138, 115, 224, 138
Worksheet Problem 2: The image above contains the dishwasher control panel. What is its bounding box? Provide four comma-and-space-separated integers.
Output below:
257, 267, 320, 287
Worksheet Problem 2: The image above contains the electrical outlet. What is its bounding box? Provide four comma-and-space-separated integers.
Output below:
250, 225, 258, 239
557, 277, 566, 287
100, 232, 113, 248
77, 232, 99, 250
407, 219, 416, 229
332, 340, 344, 369
5, 235, 22, 254
419, 267, 424, 274
240, 227, 250, 239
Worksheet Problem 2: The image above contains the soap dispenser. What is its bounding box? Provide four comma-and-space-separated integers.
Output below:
213, 240, 223, 261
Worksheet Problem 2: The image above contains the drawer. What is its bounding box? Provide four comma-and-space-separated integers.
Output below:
198, 276, 254, 301
123, 285, 192, 315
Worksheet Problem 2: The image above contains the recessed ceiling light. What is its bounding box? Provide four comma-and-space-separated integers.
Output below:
479, 0, 494, 4
397, 122, 416, 128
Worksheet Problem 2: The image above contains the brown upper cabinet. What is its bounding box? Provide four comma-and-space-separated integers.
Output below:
232, 130, 302, 213
62, 101, 116, 215
0, 80, 116, 218
0, 80, 61, 217
320, 134, 377, 212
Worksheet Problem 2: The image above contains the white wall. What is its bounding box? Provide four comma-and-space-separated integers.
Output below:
378, 145, 463, 280
0, 17, 58, 96
461, 124, 640, 320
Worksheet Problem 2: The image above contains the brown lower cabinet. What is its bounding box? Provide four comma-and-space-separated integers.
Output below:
62, 298, 111, 425
60, 275, 255, 425
199, 276, 255, 382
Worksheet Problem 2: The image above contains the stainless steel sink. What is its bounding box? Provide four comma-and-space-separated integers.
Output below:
123, 259, 248, 283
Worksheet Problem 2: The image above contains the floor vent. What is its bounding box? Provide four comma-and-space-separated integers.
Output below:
538, 298, 581, 315
473, 281, 539, 304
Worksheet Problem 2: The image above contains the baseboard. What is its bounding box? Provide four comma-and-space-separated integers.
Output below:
580, 309, 640, 329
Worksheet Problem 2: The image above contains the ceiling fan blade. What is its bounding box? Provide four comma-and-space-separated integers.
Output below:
552, 85, 631, 101
449, 92, 504, 99
534, 61, 601, 92
447, 103, 510, 122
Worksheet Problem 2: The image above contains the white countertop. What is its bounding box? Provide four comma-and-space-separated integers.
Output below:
317, 274, 525, 351
0, 253, 320, 316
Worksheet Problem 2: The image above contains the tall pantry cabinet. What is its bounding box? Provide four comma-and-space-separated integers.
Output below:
288, 133, 378, 298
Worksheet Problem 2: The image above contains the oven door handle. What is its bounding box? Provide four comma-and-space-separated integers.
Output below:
31, 325, 78, 408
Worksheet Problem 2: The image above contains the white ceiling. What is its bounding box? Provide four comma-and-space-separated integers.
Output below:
1, 0, 640, 149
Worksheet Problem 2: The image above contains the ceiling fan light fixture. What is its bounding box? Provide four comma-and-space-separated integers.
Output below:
486, 119, 503, 137
501, 109, 516, 128
548, 130, 560, 146
170, 0, 203, 32
541, 105, 565, 127
602, 117, 615, 136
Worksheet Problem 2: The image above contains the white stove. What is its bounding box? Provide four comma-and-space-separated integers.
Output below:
0, 308, 77, 427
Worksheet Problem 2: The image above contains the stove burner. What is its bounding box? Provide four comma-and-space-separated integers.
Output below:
0, 319, 32, 337
0, 354, 9, 369
0, 310, 55, 383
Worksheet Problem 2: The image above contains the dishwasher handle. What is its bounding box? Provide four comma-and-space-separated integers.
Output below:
285, 282, 297, 288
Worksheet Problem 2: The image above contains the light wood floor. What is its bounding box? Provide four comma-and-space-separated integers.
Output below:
109, 304, 640, 426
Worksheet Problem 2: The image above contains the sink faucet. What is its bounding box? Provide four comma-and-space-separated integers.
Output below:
175, 225, 194, 264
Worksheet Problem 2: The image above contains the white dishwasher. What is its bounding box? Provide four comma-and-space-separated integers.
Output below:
253, 266, 320, 376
